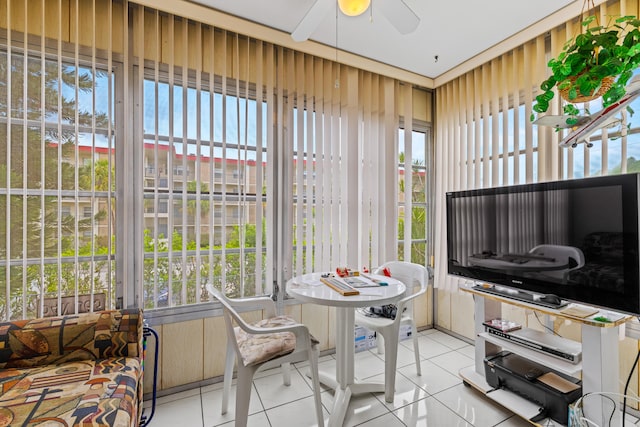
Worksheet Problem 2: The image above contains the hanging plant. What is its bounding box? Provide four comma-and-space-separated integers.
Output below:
531, 15, 640, 123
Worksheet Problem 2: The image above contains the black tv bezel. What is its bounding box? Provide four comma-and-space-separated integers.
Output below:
445, 173, 640, 315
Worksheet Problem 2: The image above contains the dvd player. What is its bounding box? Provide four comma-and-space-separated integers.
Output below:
485, 326, 582, 364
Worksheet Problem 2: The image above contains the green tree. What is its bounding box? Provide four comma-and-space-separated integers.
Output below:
397, 152, 428, 264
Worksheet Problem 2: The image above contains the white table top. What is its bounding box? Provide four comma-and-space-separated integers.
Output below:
286, 272, 406, 308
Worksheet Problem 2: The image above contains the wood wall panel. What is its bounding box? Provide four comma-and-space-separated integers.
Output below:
162, 319, 204, 388
144, 323, 162, 394
203, 315, 228, 379
301, 303, 330, 351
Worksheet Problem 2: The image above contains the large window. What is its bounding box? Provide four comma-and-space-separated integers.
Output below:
141, 76, 268, 307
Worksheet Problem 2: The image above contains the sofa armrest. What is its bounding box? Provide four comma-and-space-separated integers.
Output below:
0, 308, 143, 369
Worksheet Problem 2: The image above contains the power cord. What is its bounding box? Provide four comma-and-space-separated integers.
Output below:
534, 311, 562, 336
574, 392, 617, 427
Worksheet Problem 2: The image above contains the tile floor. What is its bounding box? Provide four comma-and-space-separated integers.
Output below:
145, 329, 634, 427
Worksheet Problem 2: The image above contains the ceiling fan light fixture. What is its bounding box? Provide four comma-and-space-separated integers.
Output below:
338, 0, 371, 17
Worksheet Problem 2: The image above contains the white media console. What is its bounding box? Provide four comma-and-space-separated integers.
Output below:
459, 284, 632, 427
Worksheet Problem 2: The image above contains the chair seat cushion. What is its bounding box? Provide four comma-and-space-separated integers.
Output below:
234, 316, 318, 367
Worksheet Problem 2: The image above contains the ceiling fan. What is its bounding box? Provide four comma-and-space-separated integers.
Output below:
291, 0, 420, 42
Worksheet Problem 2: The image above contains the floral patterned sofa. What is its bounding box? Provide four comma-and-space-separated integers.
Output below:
0, 309, 149, 427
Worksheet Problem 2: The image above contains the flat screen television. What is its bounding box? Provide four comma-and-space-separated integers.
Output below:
446, 173, 640, 315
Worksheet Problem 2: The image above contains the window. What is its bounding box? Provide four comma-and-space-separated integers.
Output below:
141, 74, 268, 307
0, 50, 116, 320
398, 126, 432, 265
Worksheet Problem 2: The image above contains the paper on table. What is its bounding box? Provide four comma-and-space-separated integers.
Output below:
342, 276, 380, 288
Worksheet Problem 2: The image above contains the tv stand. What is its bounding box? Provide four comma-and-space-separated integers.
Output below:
460, 284, 632, 426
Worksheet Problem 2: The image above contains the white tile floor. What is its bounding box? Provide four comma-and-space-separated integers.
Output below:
144, 329, 634, 427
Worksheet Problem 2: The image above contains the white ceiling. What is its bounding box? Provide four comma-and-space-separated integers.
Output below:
188, 0, 578, 80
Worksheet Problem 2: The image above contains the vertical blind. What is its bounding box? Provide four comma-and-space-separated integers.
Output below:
282, 53, 400, 280
0, 0, 428, 318
0, 0, 117, 319
434, 0, 640, 291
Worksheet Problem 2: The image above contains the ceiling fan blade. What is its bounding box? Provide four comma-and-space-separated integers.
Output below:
291, 0, 333, 42
378, 0, 420, 35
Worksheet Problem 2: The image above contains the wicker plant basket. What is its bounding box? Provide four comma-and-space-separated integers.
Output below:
559, 75, 615, 103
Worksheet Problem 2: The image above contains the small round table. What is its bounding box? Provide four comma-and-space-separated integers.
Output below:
286, 273, 406, 427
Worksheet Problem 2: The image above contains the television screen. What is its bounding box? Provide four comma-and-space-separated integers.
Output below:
446, 173, 640, 315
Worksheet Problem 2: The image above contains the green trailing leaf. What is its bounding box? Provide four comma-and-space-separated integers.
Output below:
564, 104, 580, 116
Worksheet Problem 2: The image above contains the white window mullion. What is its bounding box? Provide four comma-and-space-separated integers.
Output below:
166, 16, 175, 306
73, 0, 80, 313
194, 21, 203, 304
207, 25, 215, 290
106, 0, 114, 309
220, 30, 228, 290
20, 0, 28, 318
152, 10, 161, 308
237, 34, 247, 295
295, 53, 304, 275
233, 33, 242, 295
360, 73, 370, 267
345, 67, 359, 268
321, 60, 332, 270
56, 0, 63, 315
313, 59, 325, 271
282, 48, 295, 279
38, 0, 46, 318
274, 46, 287, 298
180, 18, 188, 305
89, 0, 97, 310
254, 40, 264, 295
304, 55, 313, 274
332, 64, 342, 265
403, 84, 413, 259
370, 75, 381, 266
264, 42, 274, 296
4, 0, 11, 321
133, 4, 145, 308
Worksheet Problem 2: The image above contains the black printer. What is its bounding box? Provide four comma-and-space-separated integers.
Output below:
484, 351, 582, 424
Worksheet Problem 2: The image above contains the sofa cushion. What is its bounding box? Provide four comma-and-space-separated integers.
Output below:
0, 357, 142, 427
234, 315, 318, 367
0, 309, 142, 369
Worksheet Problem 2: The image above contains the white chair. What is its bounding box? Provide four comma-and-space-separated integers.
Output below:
206, 284, 324, 427
354, 261, 430, 402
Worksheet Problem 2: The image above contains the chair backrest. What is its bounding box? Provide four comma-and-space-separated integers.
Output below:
374, 261, 430, 315
206, 283, 250, 361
